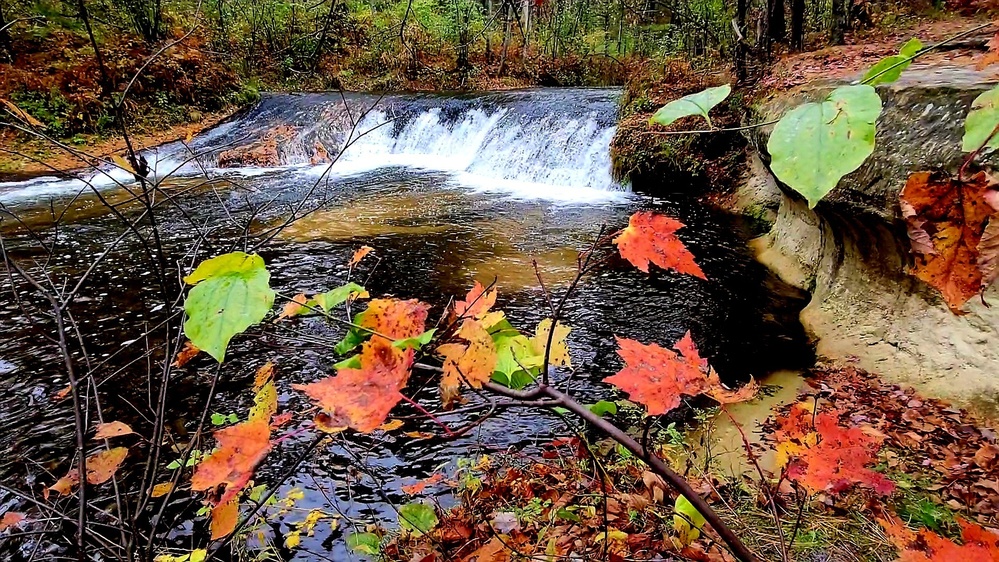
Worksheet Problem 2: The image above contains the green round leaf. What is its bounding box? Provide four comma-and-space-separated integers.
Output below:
398, 502, 438, 536
767, 84, 882, 208
183, 252, 265, 285
346, 532, 381, 555
962, 85, 999, 152
183, 252, 275, 362
649, 84, 732, 127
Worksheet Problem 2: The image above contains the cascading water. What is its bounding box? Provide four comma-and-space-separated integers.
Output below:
0, 89, 627, 204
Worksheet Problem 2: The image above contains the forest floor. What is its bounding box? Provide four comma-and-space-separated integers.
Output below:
376, 366, 999, 561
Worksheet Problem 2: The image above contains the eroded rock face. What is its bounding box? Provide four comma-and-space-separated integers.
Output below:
742, 64, 999, 416
217, 125, 298, 168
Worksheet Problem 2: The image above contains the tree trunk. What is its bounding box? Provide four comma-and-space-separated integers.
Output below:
522, 0, 530, 62
734, 0, 747, 83
790, 0, 804, 50
768, 0, 785, 44
0, 2, 11, 62
830, 0, 848, 45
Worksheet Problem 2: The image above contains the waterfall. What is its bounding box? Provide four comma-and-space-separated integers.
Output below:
0, 89, 627, 203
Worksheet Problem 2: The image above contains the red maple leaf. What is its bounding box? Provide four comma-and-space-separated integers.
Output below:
614, 211, 706, 279
190, 416, 272, 504
294, 337, 414, 433
880, 515, 999, 561
603, 331, 754, 416
780, 410, 894, 496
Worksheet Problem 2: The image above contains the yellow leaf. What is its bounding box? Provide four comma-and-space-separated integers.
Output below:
530, 318, 572, 368
112, 154, 135, 174
301, 509, 326, 535
151, 482, 175, 498
594, 528, 628, 543
377, 419, 404, 432
253, 362, 275, 392
249, 378, 277, 422
284, 530, 301, 549
0, 98, 44, 128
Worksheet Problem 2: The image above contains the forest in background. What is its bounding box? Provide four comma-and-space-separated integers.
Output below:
0, 0, 986, 146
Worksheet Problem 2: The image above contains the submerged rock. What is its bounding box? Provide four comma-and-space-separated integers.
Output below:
739, 64, 999, 416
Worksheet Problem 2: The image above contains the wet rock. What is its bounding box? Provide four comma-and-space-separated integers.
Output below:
217, 125, 298, 168
737, 64, 999, 417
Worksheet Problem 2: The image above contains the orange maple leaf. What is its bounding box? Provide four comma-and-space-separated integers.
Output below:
900, 171, 997, 312
294, 337, 414, 433
778, 410, 894, 496
277, 293, 308, 321
401, 473, 444, 495
350, 245, 374, 267
359, 298, 430, 340
613, 211, 706, 279
437, 319, 497, 405
86, 447, 128, 485
190, 416, 272, 504
880, 515, 999, 561
454, 281, 498, 320
172, 341, 201, 367
603, 331, 751, 416
210, 496, 239, 540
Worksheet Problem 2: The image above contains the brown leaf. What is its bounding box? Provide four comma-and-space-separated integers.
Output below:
900, 171, 997, 312
975, 444, 999, 469
172, 341, 201, 367
94, 421, 135, 440
0, 512, 26, 531
978, 31, 999, 70
978, 217, 999, 292
86, 447, 128, 485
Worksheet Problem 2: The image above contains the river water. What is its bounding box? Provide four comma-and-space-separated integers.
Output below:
0, 89, 809, 559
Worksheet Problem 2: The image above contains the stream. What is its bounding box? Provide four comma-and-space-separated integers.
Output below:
0, 89, 811, 559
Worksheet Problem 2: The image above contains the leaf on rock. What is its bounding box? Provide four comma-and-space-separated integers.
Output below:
979, 218, 999, 291
454, 281, 498, 320
880, 515, 999, 561
963, 84, 999, 152
190, 416, 272, 504
768, 84, 881, 207
183, 252, 275, 362
294, 338, 414, 433
979, 32, 999, 70
86, 447, 128, 485
210, 497, 239, 540
614, 211, 706, 278
358, 298, 429, 341
530, 318, 572, 368
649, 84, 731, 127
900, 171, 998, 311
604, 331, 753, 415
94, 421, 135, 440
437, 319, 497, 405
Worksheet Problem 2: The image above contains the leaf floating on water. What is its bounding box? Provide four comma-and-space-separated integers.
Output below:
614, 212, 705, 278
94, 421, 135, 440
277, 293, 309, 320
350, 245, 374, 267
86, 447, 128, 485
398, 502, 438, 536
